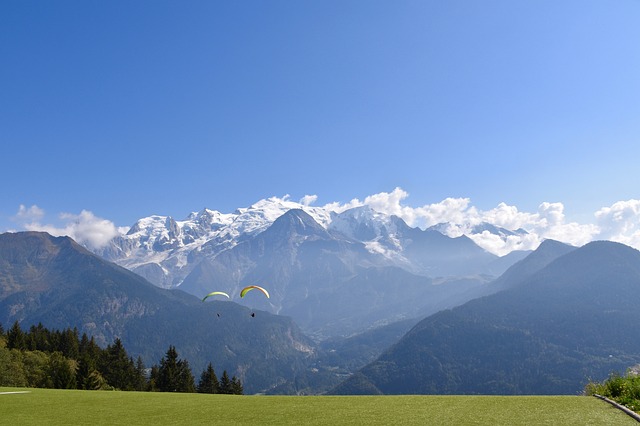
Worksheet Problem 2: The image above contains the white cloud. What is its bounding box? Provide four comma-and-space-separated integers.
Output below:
12, 192, 640, 257
317, 189, 604, 256
362, 187, 411, 218
480, 202, 537, 230
468, 232, 542, 256
321, 198, 364, 213
532, 202, 598, 247
594, 199, 640, 248
14, 204, 45, 222
15, 206, 120, 250
299, 195, 318, 206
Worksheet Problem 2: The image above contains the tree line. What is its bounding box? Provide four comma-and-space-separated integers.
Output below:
0, 321, 242, 394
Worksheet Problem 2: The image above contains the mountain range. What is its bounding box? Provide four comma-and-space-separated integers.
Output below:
3, 226, 640, 395
330, 240, 640, 395
0, 232, 315, 394
93, 200, 529, 338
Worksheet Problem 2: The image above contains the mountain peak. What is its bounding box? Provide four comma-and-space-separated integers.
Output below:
263, 208, 329, 240
488, 239, 576, 292
329, 206, 395, 241
332, 237, 640, 395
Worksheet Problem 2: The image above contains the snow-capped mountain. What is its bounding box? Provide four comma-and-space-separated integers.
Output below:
90, 196, 530, 338
94, 197, 332, 288
428, 221, 528, 240
94, 197, 529, 289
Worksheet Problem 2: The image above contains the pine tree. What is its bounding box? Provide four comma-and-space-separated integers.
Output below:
26, 323, 51, 352
76, 354, 93, 389
101, 338, 136, 390
157, 345, 180, 392
219, 370, 232, 394
156, 346, 195, 392
58, 328, 80, 360
79, 333, 101, 362
7, 321, 27, 350
134, 356, 147, 391
76, 354, 108, 390
197, 362, 220, 394
177, 359, 196, 393
148, 365, 160, 391
230, 376, 244, 395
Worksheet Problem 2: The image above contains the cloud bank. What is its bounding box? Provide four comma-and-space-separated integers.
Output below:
13, 206, 120, 250
316, 187, 634, 256
11, 188, 640, 256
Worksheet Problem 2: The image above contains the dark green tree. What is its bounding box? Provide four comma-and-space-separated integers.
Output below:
76, 353, 109, 390
58, 328, 80, 360
177, 358, 196, 393
79, 333, 101, 362
148, 365, 160, 391
156, 346, 195, 392
26, 323, 51, 352
219, 370, 232, 394
101, 338, 137, 390
76, 354, 92, 389
7, 321, 27, 350
46, 351, 76, 389
76, 332, 104, 389
197, 362, 220, 394
156, 345, 180, 392
230, 376, 244, 395
134, 356, 148, 391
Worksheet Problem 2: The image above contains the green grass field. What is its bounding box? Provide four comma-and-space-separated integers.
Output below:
0, 387, 636, 425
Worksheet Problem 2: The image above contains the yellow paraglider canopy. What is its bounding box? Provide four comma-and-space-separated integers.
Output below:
202, 291, 230, 302
240, 285, 270, 299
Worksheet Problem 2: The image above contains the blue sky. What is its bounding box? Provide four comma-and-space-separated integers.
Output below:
2, 1, 640, 249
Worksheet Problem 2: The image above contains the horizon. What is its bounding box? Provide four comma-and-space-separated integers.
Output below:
3, 188, 639, 257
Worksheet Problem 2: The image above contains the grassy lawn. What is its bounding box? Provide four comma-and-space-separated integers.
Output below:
0, 387, 636, 425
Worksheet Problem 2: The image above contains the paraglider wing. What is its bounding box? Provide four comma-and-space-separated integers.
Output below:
202, 291, 230, 302
239, 285, 270, 299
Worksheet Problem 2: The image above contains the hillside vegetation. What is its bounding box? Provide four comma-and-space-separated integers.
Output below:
0, 323, 242, 394
0, 232, 315, 394
585, 368, 640, 414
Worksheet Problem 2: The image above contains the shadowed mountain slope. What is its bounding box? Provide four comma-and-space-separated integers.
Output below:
0, 232, 315, 394
331, 241, 640, 395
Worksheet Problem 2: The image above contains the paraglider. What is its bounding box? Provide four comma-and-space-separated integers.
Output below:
202, 291, 230, 318
240, 285, 269, 317
201, 291, 230, 302
239, 285, 270, 299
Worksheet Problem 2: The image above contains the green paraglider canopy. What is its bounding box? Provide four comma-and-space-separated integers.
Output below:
240, 285, 270, 299
202, 291, 230, 302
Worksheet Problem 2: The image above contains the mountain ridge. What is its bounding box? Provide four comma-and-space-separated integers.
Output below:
331, 240, 640, 395
0, 231, 317, 394
176, 209, 503, 338
92, 197, 528, 291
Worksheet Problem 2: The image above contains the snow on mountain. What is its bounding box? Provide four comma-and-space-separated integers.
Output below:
469, 223, 528, 238
426, 222, 534, 257
94, 197, 333, 288
429, 222, 528, 242
329, 205, 397, 241
328, 205, 409, 264
92, 197, 529, 289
